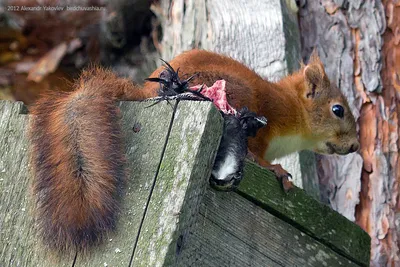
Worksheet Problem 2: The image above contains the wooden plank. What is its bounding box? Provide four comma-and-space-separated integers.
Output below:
0, 100, 180, 266
0, 101, 30, 266
0, 101, 74, 267
130, 100, 223, 266
74, 101, 175, 266
1, 98, 371, 266
237, 161, 370, 266
176, 189, 358, 267
177, 215, 281, 267
0, 100, 223, 266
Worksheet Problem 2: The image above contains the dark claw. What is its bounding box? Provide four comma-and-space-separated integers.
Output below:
145, 77, 160, 82
185, 73, 198, 83
195, 84, 205, 93
279, 174, 294, 193
145, 77, 163, 83
145, 78, 170, 87
160, 59, 176, 74
146, 59, 208, 102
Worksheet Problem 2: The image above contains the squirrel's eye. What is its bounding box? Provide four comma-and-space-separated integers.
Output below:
332, 104, 344, 118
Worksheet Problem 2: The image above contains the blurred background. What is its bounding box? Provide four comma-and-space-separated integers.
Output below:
0, 0, 160, 105
0, 0, 399, 265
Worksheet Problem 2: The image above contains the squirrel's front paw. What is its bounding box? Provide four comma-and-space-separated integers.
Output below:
267, 163, 294, 193
246, 152, 294, 193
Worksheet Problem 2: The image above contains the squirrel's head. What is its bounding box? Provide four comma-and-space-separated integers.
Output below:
301, 51, 359, 155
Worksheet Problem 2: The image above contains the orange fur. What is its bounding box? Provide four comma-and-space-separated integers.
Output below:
145, 49, 358, 162
29, 50, 358, 251
29, 68, 154, 251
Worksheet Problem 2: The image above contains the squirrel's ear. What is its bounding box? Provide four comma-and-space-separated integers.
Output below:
303, 58, 326, 99
308, 48, 322, 65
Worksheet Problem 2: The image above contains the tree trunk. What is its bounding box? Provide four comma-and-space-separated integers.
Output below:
151, 0, 320, 191
299, 0, 399, 265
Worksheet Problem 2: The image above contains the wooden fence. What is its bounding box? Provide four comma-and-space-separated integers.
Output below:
0, 100, 370, 266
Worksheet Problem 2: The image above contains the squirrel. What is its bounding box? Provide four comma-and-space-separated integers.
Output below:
29, 49, 359, 252
145, 50, 359, 187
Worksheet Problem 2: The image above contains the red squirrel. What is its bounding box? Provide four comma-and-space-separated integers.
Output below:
29, 49, 359, 251
145, 50, 359, 179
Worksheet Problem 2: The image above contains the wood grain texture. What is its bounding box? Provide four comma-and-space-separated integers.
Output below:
74, 101, 175, 266
299, 150, 320, 200
176, 189, 359, 267
130, 101, 223, 266
238, 161, 370, 266
153, 0, 319, 191
299, 0, 400, 264
0, 101, 74, 267
0, 100, 222, 267
0, 99, 370, 266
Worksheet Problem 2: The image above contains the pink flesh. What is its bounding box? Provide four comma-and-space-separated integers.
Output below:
190, 80, 237, 115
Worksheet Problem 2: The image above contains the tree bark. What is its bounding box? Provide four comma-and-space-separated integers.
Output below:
299, 0, 399, 265
151, 0, 321, 191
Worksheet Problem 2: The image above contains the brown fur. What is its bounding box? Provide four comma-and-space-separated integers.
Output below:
145, 49, 359, 161
29, 68, 152, 251
29, 50, 359, 251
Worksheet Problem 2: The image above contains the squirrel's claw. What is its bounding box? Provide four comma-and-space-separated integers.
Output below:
246, 152, 294, 193
279, 175, 294, 193
185, 73, 198, 84
160, 58, 175, 72
145, 77, 165, 83
266, 163, 294, 193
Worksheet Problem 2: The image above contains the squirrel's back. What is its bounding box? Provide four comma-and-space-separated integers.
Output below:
146, 49, 359, 160
29, 68, 144, 251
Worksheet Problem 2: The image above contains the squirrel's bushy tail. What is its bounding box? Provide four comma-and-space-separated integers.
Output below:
29, 68, 140, 251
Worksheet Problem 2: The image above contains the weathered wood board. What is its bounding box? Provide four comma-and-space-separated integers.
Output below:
0, 100, 223, 267
129, 101, 223, 266
75, 100, 179, 266
0, 99, 370, 266
177, 189, 359, 267
238, 161, 370, 266
0, 100, 76, 267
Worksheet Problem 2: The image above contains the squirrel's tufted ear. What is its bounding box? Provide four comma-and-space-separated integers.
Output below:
303, 50, 327, 99
308, 48, 323, 65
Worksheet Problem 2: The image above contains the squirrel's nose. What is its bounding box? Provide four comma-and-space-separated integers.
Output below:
349, 142, 360, 153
